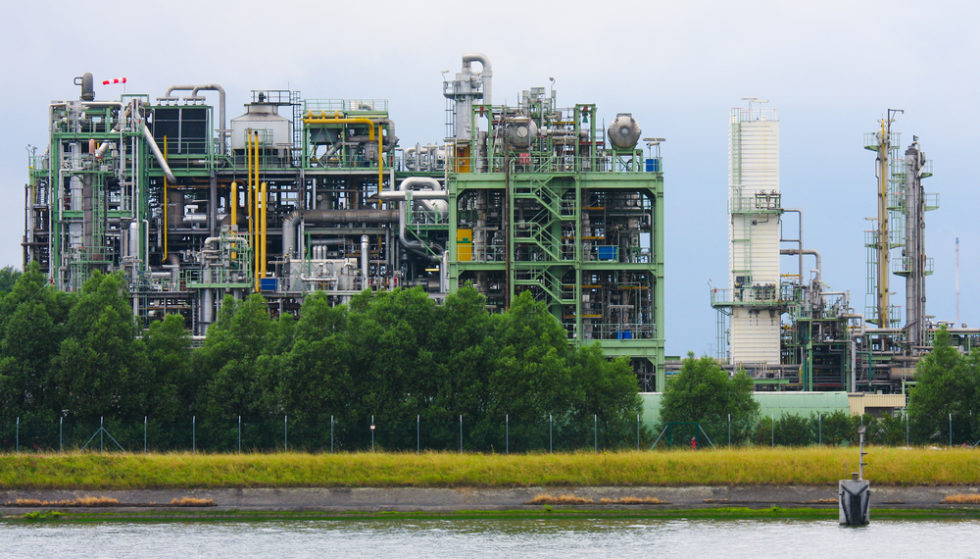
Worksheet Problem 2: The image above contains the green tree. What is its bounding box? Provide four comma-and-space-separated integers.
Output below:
0, 266, 22, 293
907, 326, 979, 444
569, 345, 642, 449
53, 271, 146, 423
658, 354, 759, 445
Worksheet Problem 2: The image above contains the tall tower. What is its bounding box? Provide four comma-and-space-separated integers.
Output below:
727, 100, 781, 365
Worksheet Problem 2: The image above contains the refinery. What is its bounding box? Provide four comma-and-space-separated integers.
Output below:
21, 54, 977, 399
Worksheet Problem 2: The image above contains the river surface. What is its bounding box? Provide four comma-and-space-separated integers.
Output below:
2, 518, 978, 558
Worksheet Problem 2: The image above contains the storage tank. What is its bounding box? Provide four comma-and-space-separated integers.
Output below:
607, 113, 641, 149
504, 117, 537, 149
231, 102, 290, 151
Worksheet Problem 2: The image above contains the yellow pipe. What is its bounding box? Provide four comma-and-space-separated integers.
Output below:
253, 131, 260, 291
260, 181, 268, 281
163, 135, 168, 260
230, 181, 238, 231
302, 116, 384, 193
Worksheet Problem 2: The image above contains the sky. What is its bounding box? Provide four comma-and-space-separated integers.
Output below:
1, 0, 977, 357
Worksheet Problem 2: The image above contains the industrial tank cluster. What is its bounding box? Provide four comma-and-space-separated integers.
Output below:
23, 54, 667, 389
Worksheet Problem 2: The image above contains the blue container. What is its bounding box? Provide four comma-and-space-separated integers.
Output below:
597, 246, 618, 261
616, 330, 633, 340
645, 158, 660, 172
259, 277, 279, 292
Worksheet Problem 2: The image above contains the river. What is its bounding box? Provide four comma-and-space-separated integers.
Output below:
2, 518, 977, 558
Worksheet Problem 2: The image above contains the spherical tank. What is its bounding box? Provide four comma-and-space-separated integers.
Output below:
607, 113, 641, 149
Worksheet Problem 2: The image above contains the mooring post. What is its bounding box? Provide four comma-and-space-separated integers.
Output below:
839, 425, 870, 525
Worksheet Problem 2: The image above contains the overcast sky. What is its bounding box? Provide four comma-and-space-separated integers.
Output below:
2, 0, 977, 356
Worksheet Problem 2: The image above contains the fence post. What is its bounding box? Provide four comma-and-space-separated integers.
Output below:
637, 413, 640, 451
770, 415, 774, 448
15, 417, 18, 453
370, 415, 375, 452
416, 414, 420, 454
505, 414, 509, 455
727, 413, 731, 448
949, 413, 953, 447
284, 414, 288, 452
594, 414, 598, 453
100, 416, 104, 452
459, 414, 463, 453
192, 415, 196, 453
550, 414, 554, 453
905, 411, 909, 446
818, 413, 822, 446
144, 416, 147, 454
238, 415, 241, 454
330, 415, 334, 453
59, 416, 63, 453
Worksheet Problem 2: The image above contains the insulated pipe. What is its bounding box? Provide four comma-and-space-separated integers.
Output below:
462, 53, 492, 105
141, 124, 178, 183
95, 103, 132, 158
361, 235, 370, 290
167, 84, 227, 154
281, 209, 399, 257
163, 136, 169, 260
780, 249, 822, 288
379, 177, 444, 255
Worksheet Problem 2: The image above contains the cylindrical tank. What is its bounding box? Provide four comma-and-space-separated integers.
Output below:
77, 73, 94, 101
504, 117, 538, 149
607, 113, 641, 149
230, 103, 290, 151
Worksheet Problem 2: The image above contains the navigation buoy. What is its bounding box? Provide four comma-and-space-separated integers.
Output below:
839, 426, 870, 525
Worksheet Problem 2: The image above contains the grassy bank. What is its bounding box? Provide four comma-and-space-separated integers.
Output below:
0, 448, 977, 490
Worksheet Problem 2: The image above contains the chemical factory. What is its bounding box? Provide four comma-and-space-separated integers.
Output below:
22, 55, 665, 389
21, 55, 976, 397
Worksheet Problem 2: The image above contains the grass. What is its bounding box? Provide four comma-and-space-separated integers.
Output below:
941, 494, 980, 504
0, 447, 976, 490
527, 494, 666, 505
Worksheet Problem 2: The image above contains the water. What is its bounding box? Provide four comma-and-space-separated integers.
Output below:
2, 518, 978, 558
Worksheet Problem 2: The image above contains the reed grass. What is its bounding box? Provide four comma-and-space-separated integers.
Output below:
0, 447, 975, 490
941, 494, 980, 504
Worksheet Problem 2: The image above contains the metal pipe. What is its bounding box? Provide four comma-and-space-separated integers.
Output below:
462, 53, 493, 105
141, 124, 178, 183
163, 136, 169, 260
230, 181, 238, 231
361, 235, 369, 290
281, 210, 399, 257
303, 114, 384, 193
252, 132, 260, 291
382, 177, 444, 255
260, 182, 268, 281
167, 84, 227, 154
780, 248, 821, 287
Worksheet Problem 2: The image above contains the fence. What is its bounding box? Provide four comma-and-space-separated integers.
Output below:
1, 411, 976, 453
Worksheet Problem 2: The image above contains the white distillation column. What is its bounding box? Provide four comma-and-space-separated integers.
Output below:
728, 101, 780, 365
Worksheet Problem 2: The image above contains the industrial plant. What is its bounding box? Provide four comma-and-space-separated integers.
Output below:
711, 101, 979, 397
22, 55, 665, 389
21, 55, 975, 398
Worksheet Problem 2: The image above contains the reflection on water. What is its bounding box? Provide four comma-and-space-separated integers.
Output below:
2, 518, 978, 559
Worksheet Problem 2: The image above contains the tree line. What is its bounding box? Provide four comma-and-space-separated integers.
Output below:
658, 328, 980, 447
0, 263, 642, 451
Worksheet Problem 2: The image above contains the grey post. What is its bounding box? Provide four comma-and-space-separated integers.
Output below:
771, 415, 774, 448
192, 415, 196, 453
284, 414, 288, 452
949, 413, 953, 447
505, 414, 509, 454
15, 417, 18, 453
238, 415, 241, 453
818, 413, 822, 445
59, 416, 63, 453
330, 415, 334, 453
459, 414, 462, 453
371, 415, 375, 452
100, 416, 103, 452
550, 414, 553, 453
637, 413, 640, 450
594, 414, 598, 453
905, 411, 909, 446
144, 416, 147, 453
728, 413, 731, 447
416, 414, 420, 454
